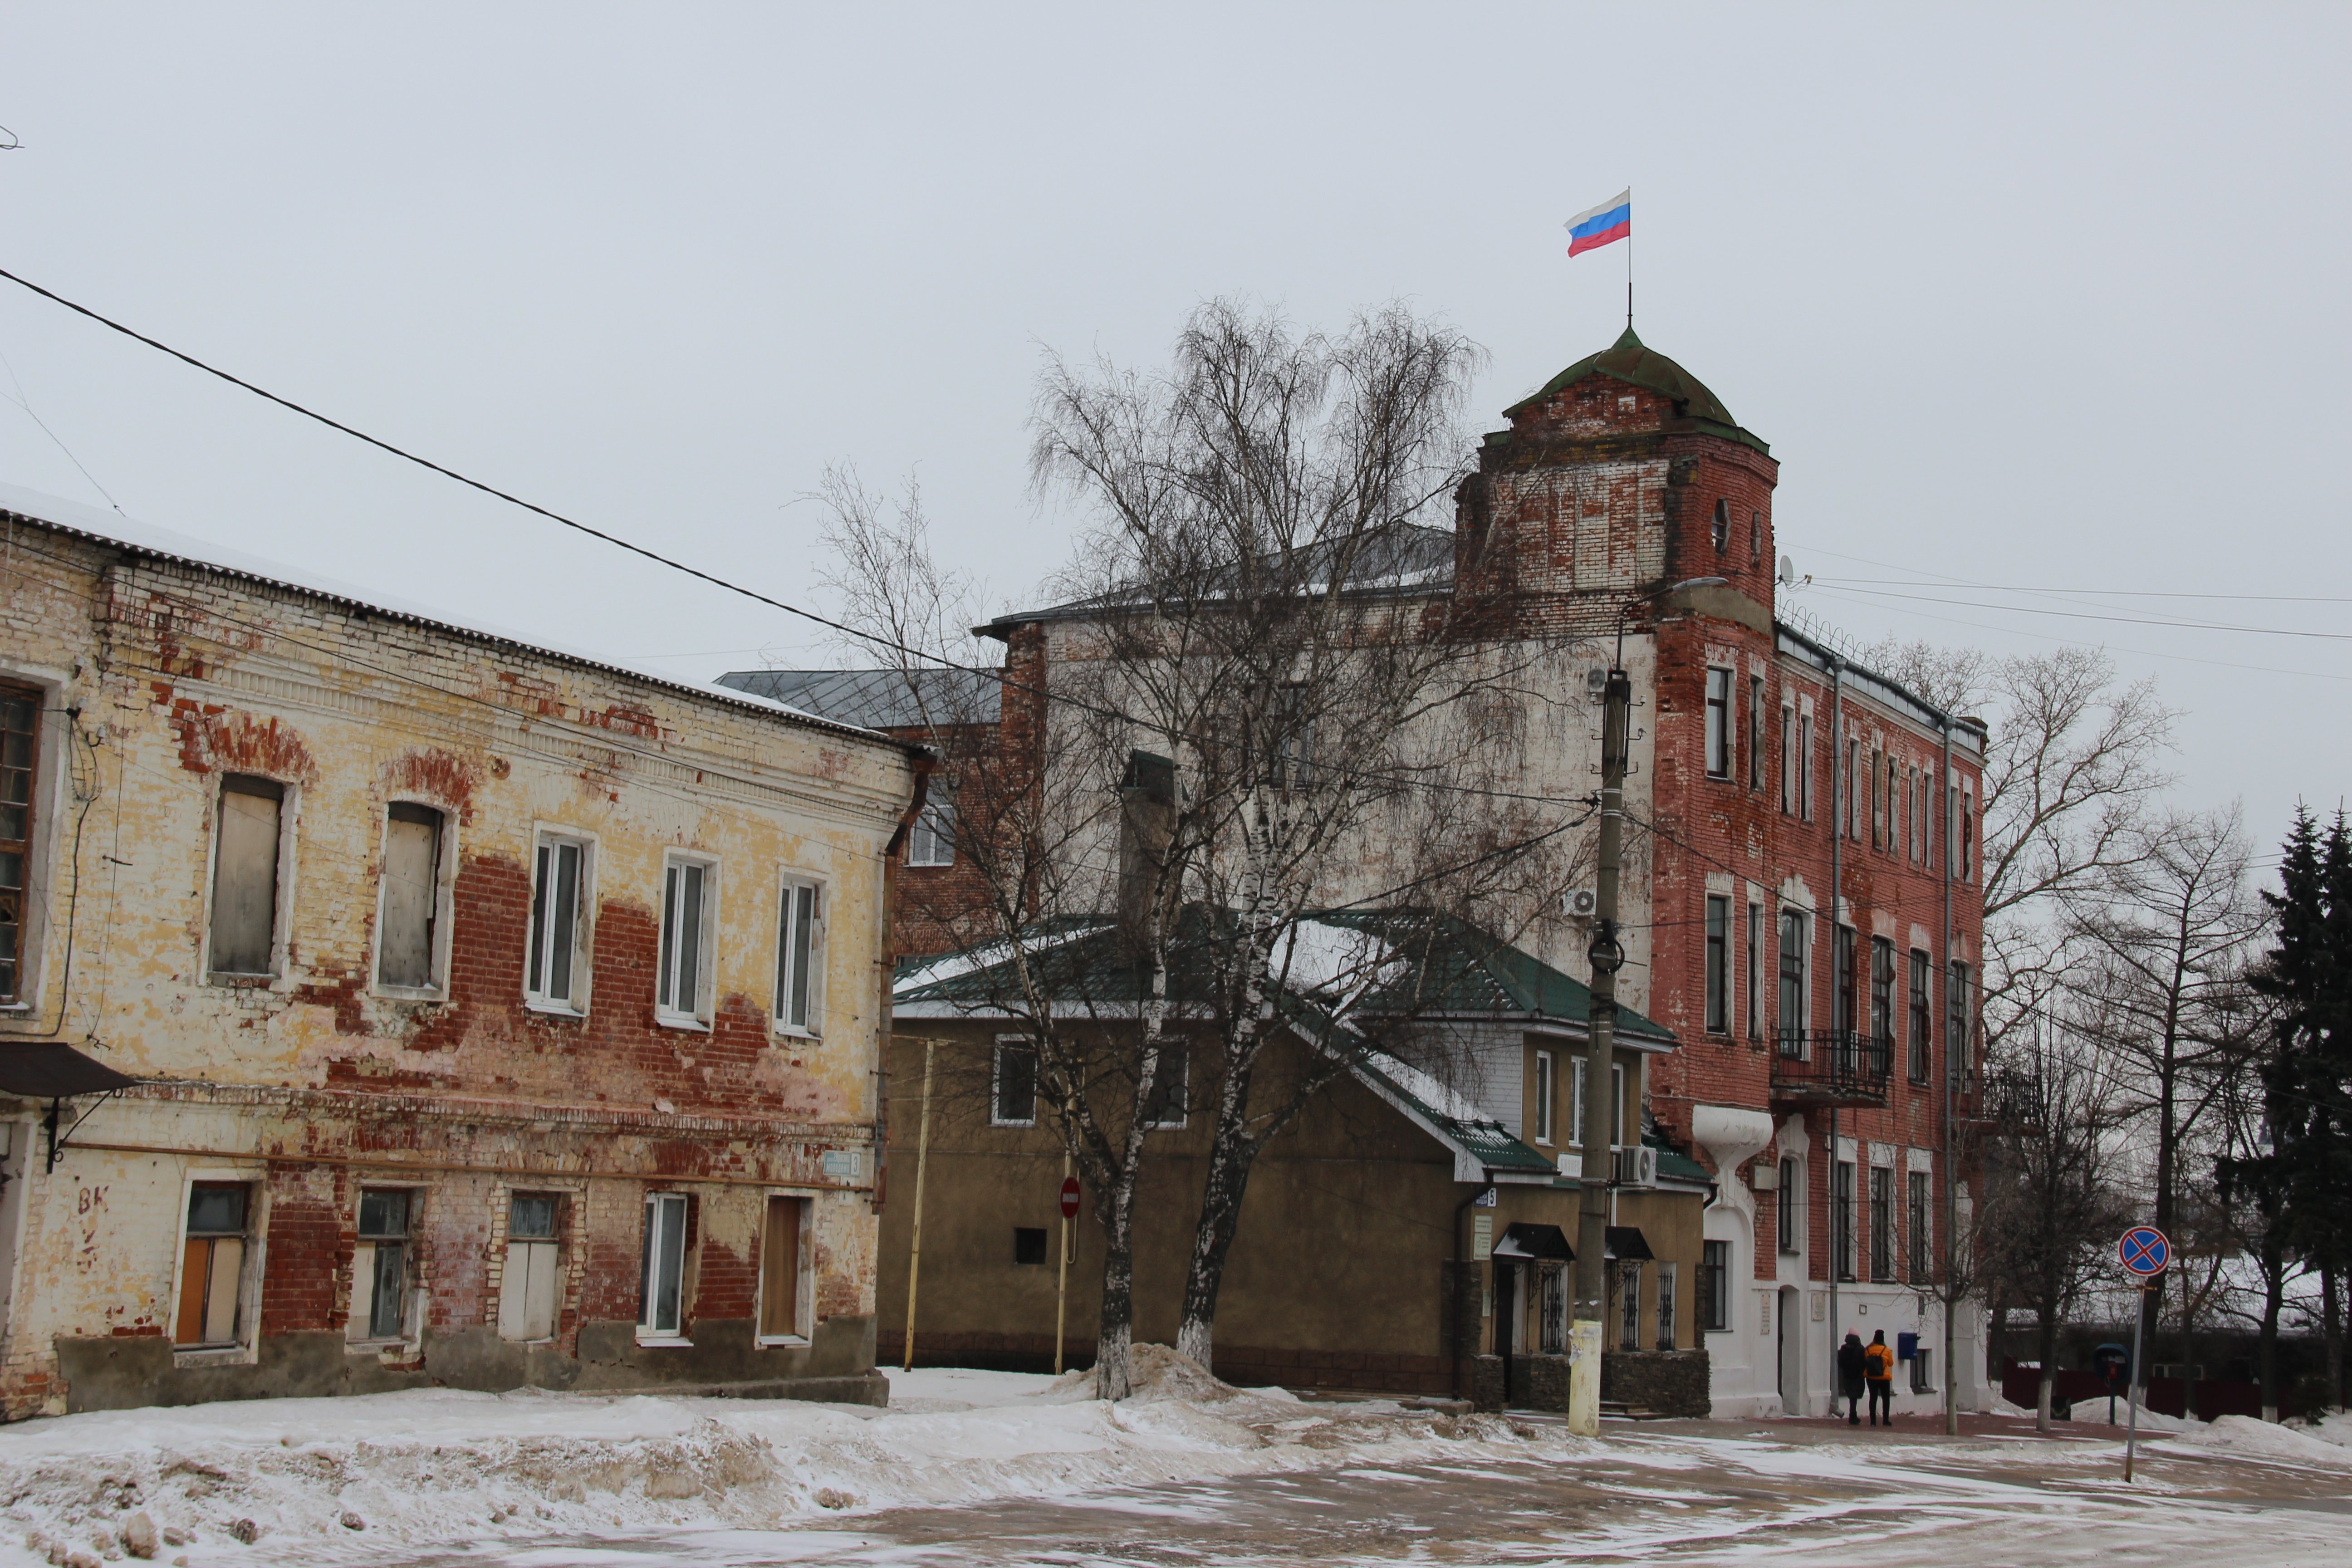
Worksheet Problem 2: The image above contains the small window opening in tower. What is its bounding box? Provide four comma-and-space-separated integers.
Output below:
1710, 499, 1730, 553
1750, 510, 1762, 564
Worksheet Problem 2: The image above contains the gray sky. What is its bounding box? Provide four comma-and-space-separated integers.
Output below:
0, 4, 2343, 858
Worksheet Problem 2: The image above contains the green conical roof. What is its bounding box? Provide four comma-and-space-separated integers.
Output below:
1501, 327, 1755, 448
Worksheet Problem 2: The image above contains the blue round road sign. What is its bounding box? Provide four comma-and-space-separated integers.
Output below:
2119, 1225, 2171, 1277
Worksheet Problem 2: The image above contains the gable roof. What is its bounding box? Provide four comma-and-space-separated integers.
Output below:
892, 905, 1684, 1186
715, 666, 1002, 729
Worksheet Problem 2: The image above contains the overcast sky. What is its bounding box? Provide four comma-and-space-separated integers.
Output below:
0, 5, 2343, 858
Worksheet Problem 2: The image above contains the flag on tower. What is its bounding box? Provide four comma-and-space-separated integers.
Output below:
1565, 190, 1632, 257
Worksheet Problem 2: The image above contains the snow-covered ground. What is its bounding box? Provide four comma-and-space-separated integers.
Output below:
0, 1352, 2347, 1568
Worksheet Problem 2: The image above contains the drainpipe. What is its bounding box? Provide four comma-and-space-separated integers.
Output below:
1825, 654, 1844, 1409
1449, 1169, 1496, 1401
1940, 716, 1957, 1435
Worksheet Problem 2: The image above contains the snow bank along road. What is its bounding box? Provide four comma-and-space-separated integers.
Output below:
0, 1352, 2347, 1567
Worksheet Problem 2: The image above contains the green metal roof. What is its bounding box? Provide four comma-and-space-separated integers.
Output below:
1499, 327, 1769, 456
1314, 909, 1677, 1046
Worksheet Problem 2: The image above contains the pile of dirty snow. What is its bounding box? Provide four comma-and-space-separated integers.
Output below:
0, 1353, 1568, 1567
2180, 1413, 2352, 1467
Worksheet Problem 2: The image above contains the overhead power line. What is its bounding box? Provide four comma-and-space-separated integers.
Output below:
0, 266, 1587, 814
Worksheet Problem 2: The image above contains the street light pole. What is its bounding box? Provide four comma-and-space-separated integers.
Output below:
1573, 577, 1727, 1436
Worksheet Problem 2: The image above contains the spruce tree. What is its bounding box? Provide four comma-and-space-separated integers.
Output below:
2250, 808, 2352, 1405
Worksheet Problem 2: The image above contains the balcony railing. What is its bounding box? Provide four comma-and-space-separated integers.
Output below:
1771, 1029, 1894, 1107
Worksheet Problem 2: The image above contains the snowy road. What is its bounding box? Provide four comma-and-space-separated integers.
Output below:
384, 1427, 2352, 1568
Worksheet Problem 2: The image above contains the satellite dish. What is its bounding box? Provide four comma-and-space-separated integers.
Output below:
1778, 554, 1797, 585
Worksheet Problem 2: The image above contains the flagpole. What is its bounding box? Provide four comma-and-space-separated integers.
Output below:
1627, 187, 1634, 330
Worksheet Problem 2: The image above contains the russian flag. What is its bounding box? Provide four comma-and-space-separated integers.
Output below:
1565, 189, 1631, 257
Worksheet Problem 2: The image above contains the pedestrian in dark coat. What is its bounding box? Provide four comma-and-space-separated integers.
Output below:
1837, 1331, 1867, 1425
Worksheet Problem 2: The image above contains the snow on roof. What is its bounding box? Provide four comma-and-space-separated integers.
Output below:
0, 480, 915, 751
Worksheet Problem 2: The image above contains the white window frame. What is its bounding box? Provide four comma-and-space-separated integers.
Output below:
1533, 1049, 1555, 1145
755, 1189, 816, 1347
991, 1035, 1039, 1127
371, 798, 456, 1000
773, 872, 826, 1039
906, 795, 955, 867
524, 826, 597, 1016
201, 773, 300, 984
637, 1191, 693, 1344
656, 851, 720, 1031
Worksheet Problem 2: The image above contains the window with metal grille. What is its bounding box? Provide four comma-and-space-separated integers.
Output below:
1616, 1260, 1643, 1351
0, 687, 37, 1001
1655, 1260, 1679, 1349
1833, 1161, 1857, 1282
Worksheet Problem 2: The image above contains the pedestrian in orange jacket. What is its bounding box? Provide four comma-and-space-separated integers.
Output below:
1864, 1330, 1896, 1426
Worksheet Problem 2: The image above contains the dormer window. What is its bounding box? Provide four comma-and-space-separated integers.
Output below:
1710, 499, 1729, 553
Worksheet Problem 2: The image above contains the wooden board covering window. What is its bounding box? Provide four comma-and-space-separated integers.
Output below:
209, 776, 284, 976
377, 803, 443, 989
759, 1196, 804, 1340
175, 1183, 249, 1346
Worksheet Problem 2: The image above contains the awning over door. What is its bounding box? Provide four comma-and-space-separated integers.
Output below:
0, 1043, 141, 1098
1604, 1225, 1654, 1261
1491, 1221, 1574, 1261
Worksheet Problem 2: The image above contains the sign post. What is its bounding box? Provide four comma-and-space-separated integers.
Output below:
1055, 1168, 1079, 1374
2117, 1225, 2171, 1482
902, 1038, 938, 1374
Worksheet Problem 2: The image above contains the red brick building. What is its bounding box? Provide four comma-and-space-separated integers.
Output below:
739, 326, 1990, 1417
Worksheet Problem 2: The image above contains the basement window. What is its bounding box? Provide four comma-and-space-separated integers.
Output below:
207, 775, 287, 978
657, 853, 719, 1028
759, 1195, 810, 1343
175, 1182, 251, 1348
0, 685, 39, 1002
498, 1192, 563, 1343
639, 1192, 692, 1341
376, 803, 446, 992
1013, 1227, 1049, 1266
350, 1188, 415, 1343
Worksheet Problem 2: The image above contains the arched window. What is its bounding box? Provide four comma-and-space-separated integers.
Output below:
1710, 498, 1729, 553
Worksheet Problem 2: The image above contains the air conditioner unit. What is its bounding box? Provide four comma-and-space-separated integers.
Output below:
1614, 1144, 1659, 1188
1563, 887, 1599, 918
1585, 666, 1609, 699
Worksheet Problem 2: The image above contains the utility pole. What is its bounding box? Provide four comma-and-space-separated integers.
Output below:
901, 1036, 937, 1374
1573, 657, 1629, 1437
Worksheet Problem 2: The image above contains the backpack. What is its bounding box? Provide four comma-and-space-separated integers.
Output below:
1864, 1342, 1895, 1380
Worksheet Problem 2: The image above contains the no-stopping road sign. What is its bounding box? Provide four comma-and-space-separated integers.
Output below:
1060, 1176, 1081, 1220
2119, 1225, 2171, 1279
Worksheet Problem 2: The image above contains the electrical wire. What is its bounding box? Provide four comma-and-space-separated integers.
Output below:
0, 265, 1595, 814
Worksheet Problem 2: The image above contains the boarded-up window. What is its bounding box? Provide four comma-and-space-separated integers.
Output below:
0, 687, 39, 1001
208, 775, 284, 976
377, 803, 443, 990
499, 1192, 562, 1342
349, 1189, 413, 1341
527, 834, 588, 1009
758, 1195, 806, 1340
639, 1192, 690, 1336
175, 1183, 249, 1347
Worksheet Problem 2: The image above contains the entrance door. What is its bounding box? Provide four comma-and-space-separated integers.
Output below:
1777, 1286, 1800, 1411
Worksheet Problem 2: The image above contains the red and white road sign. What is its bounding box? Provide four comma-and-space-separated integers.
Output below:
1060, 1176, 1081, 1220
